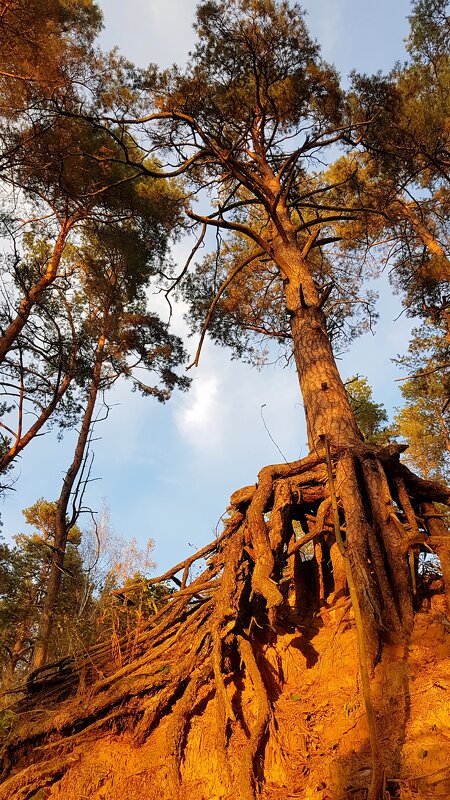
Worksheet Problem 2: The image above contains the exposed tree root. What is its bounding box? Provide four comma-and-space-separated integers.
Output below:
1, 444, 449, 800
324, 441, 382, 800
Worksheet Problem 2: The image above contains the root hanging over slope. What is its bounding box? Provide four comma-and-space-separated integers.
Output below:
1, 443, 450, 800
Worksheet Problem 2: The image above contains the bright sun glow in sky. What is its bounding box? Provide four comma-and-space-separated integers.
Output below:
1, 1, 415, 574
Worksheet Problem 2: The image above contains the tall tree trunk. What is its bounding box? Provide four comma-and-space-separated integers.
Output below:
288, 280, 411, 625
278, 242, 363, 451
278, 269, 413, 799
32, 329, 106, 670
290, 303, 362, 450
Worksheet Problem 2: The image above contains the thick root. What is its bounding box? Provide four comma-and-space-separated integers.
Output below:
1, 445, 449, 800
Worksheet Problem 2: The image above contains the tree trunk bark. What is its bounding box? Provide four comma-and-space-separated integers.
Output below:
281, 259, 362, 451
1, 623, 31, 694
290, 303, 362, 450
32, 329, 106, 670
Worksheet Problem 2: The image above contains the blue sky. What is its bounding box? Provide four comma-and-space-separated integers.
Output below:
1, 1, 415, 574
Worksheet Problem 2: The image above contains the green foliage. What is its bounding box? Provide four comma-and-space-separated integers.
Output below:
181, 239, 290, 364
0, 0, 189, 482
96, 572, 174, 643
153, 0, 379, 365
0, 0, 102, 119
70, 214, 191, 401
351, 0, 450, 187
394, 324, 450, 481
23, 499, 81, 545
85, 533, 174, 660
187, 0, 341, 134
346, 0, 450, 344
407, 0, 450, 62
345, 376, 392, 445
0, 501, 91, 686
0, 503, 174, 687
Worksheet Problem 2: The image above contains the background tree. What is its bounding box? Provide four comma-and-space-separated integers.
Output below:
395, 324, 450, 481
0, 500, 88, 690
31, 203, 190, 669
345, 375, 392, 445
0, 0, 101, 114
0, 146, 183, 477
0, 0, 190, 675
338, 0, 450, 343
0, 503, 172, 690
0, 0, 105, 360
90, 535, 174, 667
0, 0, 185, 477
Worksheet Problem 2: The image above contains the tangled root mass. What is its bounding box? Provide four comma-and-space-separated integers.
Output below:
1, 443, 449, 800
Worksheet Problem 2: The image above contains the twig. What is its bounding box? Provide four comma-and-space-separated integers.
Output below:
260, 404, 288, 462
396, 362, 450, 382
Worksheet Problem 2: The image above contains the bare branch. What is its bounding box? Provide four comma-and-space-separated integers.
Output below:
187, 248, 265, 369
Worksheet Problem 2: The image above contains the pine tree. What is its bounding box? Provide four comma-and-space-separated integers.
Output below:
31, 209, 190, 670
2, 5, 450, 800
0, 500, 89, 690
395, 324, 450, 481
344, 0, 450, 336
346, 376, 392, 445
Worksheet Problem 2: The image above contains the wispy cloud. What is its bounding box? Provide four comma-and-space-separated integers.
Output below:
304, 0, 345, 61
175, 370, 223, 450
99, 0, 197, 68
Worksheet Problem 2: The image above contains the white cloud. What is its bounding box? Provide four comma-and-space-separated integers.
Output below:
99, 0, 197, 68
175, 370, 223, 449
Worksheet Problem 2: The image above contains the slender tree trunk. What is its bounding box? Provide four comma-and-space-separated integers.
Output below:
1, 552, 51, 692
0, 216, 74, 365
0, 293, 77, 472
438, 411, 450, 455
32, 329, 107, 670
